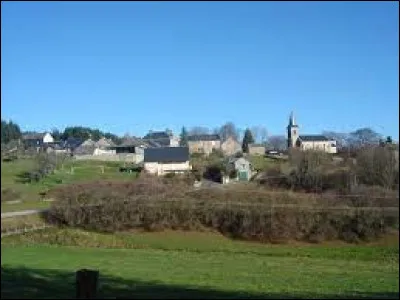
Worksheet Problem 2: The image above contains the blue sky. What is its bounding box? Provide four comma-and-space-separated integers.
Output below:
1, 1, 399, 139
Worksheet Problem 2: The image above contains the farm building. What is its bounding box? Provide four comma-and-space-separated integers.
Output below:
144, 147, 191, 176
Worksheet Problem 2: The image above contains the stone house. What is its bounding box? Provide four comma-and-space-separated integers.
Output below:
248, 144, 265, 156
221, 136, 242, 156
93, 138, 115, 155
22, 132, 54, 150
144, 147, 191, 176
187, 134, 221, 155
226, 157, 252, 181
143, 130, 180, 147
287, 112, 337, 154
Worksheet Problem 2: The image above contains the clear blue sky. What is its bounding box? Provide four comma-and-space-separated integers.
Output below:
1, 1, 399, 139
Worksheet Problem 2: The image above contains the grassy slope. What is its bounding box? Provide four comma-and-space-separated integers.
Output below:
2, 229, 399, 299
1, 158, 137, 212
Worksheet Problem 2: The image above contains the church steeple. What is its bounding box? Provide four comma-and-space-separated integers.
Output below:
287, 111, 299, 149
289, 111, 296, 127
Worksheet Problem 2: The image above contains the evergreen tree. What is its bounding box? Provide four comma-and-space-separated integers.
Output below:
180, 126, 188, 146
242, 128, 255, 153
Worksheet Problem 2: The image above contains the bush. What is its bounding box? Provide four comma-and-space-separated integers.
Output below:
46, 179, 399, 243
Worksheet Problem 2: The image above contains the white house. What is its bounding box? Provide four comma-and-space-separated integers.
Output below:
22, 132, 54, 150
226, 157, 252, 181
144, 147, 191, 176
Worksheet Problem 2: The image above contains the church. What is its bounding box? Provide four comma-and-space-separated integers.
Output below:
287, 112, 337, 154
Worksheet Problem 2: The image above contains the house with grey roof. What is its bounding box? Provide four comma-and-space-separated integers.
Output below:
22, 132, 54, 150
287, 112, 337, 153
143, 130, 180, 147
144, 147, 191, 176
187, 134, 221, 155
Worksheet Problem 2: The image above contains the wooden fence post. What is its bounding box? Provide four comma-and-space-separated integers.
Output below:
76, 269, 99, 299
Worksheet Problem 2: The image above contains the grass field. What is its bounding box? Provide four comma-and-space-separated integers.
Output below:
1, 158, 137, 212
1, 229, 399, 299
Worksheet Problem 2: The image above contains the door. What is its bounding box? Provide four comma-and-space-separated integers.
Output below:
238, 171, 248, 181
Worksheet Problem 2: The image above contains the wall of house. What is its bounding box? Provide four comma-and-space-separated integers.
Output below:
144, 161, 191, 175
170, 136, 180, 147
300, 141, 337, 154
43, 133, 54, 143
249, 146, 265, 155
74, 153, 144, 163
221, 137, 242, 156
93, 148, 116, 155
188, 140, 221, 155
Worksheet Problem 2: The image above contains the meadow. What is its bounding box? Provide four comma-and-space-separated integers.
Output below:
1, 157, 137, 212
1, 228, 399, 299
1, 152, 399, 299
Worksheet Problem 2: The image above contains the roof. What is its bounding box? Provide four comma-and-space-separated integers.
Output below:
228, 156, 250, 164
187, 134, 220, 142
143, 131, 171, 140
95, 138, 114, 148
119, 137, 146, 147
22, 133, 46, 140
144, 147, 189, 163
64, 138, 84, 148
249, 143, 265, 148
298, 135, 331, 142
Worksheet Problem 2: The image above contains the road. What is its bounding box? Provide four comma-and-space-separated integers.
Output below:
1, 208, 49, 219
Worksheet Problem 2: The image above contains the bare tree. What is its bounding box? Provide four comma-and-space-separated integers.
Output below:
188, 126, 210, 136
218, 122, 239, 141
266, 135, 287, 151
349, 128, 382, 148
251, 126, 268, 144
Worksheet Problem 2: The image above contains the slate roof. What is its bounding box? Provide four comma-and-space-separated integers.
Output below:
298, 135, 330, 142
144, 147, 189, 163
143, 131, 171, 140
249, 143, 265, 147
63, 138, 84, 149
22, 133, 46, 140
187, 134, 220, 142
118, 137, 147, 147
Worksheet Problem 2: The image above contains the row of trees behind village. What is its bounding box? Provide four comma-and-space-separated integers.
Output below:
1, 118, 395, 152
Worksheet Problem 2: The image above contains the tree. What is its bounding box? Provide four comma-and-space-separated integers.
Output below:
242, 128, 255, 153
348, 128, 382, 148
188, 126, 210, 135
266, 135, 287, 151
1, 119, 22, 144
218, 122, 239, 141
51, 128, 62, 141
250, 126, 268, 144
386, 136, 393, 144
180, 126, 188, 146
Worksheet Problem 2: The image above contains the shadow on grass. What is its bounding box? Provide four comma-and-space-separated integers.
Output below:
1, 265, 398, 299
14, 171, 35, 184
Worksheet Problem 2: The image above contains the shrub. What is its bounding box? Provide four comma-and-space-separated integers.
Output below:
46, 179, 399, 243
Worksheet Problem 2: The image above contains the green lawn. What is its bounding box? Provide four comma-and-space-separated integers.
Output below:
1, 158, 137, 212
1, 229, 399, 299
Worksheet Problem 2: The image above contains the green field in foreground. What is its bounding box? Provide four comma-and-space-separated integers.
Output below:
2, 229, 399, 299
1, 158, 137, 212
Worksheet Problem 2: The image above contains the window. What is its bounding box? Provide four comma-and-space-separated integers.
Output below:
331, 143, 336, 147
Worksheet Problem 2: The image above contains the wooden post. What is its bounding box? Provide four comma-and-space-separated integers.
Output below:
76, 269, 99, 299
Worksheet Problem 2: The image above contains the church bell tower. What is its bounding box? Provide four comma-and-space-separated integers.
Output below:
287, 112, 299, 149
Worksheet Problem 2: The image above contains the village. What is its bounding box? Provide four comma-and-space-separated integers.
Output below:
18, 112, 340, 182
